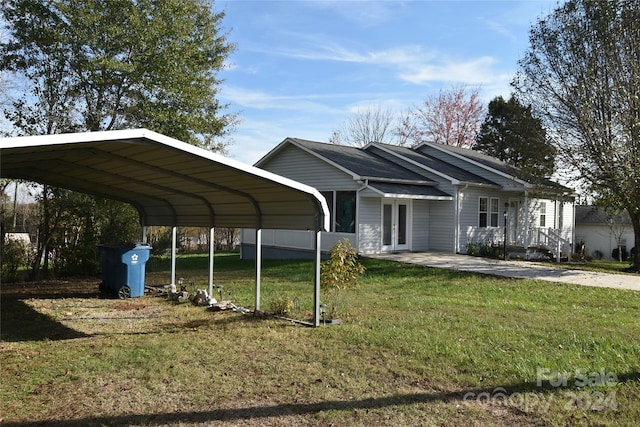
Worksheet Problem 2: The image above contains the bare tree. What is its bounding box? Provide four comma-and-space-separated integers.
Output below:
398, 85, 484, 148
330, 105, 396, 147
604, 210, 631, 262
514, 0, 640, 271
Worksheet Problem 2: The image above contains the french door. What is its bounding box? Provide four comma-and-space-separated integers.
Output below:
382, 200, 410, 252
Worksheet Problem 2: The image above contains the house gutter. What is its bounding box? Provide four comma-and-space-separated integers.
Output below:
360, 176, 437, 186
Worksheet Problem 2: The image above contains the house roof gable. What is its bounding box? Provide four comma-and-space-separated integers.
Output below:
274, 138, 438, 184
367, 143, 499, 187
575, 205, 632, 225
256, 138, 572, 198
416, 141, 573, 193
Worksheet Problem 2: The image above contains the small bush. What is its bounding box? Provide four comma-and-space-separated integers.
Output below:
466, 241, 478, 256
1, 239, 29, 282
269, 296, 295, 316
612, 247, 628, 262
320, 238, 365, 319
467, 240, 502, 259
592, 250, 603, 260
321, 238, 365, 291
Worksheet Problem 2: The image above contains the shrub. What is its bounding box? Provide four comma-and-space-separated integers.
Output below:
468, 240, 502, 259
466, 241, 478, 256
269, 295, 295, 316
1, 239, 29, 282
612, 247, 628, 262
320, 238, 365, 319
320, 238, 365, 291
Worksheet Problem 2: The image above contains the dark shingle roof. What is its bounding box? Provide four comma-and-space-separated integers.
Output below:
280, 138, 572, 194
372, 143, 498, 185
423, 142, 571, 192
575, 205, 631, 225
290, 138, 434, 182
367, 181, 451, 198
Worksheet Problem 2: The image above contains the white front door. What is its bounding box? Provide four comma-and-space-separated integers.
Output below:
382, 200, 410, 252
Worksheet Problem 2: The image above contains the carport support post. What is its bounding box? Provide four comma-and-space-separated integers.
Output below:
171, 226, 177, 286
314, 230, 322, 327
255, 228, 262, 312
208, 227, 215, 297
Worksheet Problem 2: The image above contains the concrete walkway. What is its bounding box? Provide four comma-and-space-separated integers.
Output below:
369, 251, 640, 291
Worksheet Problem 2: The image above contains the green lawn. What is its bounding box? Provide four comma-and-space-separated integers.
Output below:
1, 253, 638, 426
543, 258, 638, 275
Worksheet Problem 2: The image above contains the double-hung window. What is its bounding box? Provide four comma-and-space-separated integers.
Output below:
479, 197, 500, 228
490, 198, 499, 227
539, 202, 547, 227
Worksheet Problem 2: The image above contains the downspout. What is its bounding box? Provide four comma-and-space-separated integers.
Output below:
454, 186, 459, 253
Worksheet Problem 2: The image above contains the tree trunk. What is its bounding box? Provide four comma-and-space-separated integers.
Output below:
630, 210, 640, 272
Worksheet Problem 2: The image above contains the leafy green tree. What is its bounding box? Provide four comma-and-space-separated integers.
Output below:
514, 0, 640, 271
1, 0, 236, 278
474, 95, 556, 178
2, 0, 236, 147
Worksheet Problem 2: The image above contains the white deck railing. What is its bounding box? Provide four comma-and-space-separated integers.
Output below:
465, 226, 572, 261
529, 228, 572, 262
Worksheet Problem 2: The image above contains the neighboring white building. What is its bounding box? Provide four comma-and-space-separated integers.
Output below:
242, 138, 576, 259
575, 206, 635, 260
4, 232, 31, 246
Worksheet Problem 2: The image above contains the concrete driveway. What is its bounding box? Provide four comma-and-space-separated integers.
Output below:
369, 252, 640, 291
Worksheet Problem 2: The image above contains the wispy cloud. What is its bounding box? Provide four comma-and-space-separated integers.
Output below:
257, 36, 507, 86
399, 56, 508, 85
307, 0, 403, 28
478, 17, 518, 43
221, 86, 345, 115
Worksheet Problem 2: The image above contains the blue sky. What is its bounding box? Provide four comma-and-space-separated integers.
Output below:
218, 0, 558, 164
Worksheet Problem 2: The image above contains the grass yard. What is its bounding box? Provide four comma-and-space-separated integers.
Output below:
1, 253, 639, 426
539, 258, 638, 275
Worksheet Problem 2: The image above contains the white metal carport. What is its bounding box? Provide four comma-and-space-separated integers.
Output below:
0, 128, 329, 326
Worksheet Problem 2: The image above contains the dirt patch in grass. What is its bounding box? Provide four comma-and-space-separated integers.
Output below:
111, 301, 148, 311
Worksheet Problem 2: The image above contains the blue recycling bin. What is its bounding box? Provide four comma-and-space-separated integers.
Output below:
97, 243, 152, 298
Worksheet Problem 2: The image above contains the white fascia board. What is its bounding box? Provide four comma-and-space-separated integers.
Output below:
366, 186, 453, 201
253, 137, 292, 167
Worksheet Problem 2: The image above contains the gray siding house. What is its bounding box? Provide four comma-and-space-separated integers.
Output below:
241, 138, 575, 259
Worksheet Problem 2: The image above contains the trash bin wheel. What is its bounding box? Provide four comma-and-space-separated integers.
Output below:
118, 285, 131, 299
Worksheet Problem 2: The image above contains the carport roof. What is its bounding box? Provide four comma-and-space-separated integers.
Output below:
0, 129, 329, 231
